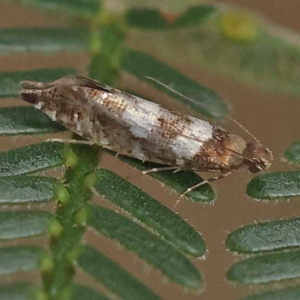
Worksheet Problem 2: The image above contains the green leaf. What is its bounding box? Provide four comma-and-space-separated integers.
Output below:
0, 107, 65, 136
0, 176, 57, 204
227, 250, 300, 284
0, 246, 44, 275
0, 142, 66, 177
93, 168, 206, 256
88, 205, 202, 288
126, 5, 216, 30
20, 0, 102, 17
237, 286, 300, 300
172, 5, 217, 29
0, 211, 52, 240
284, 141, 300, 164
119, 155, 215, 203
72, 284, 110, 300
0, 282, 37, 300
226, 217, 300, 253
122, 48, 227, 119
78, 245, 162, 300
0, 28, 88, 54
247, 171, 300, 200
126, 8, 170, 30
0, 68, 75, 98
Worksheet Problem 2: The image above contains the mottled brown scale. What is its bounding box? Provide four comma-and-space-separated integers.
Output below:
88, 89, 98, 98
157, 117, 179, 140
192, 129, 244, 171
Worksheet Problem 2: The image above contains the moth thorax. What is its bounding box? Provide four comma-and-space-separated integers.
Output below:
242, 142, 273, 173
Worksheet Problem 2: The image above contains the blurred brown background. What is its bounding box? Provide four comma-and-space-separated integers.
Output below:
0, 1, 299, 300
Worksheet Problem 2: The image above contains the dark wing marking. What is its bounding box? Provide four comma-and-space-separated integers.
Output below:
73, 75, 115, 93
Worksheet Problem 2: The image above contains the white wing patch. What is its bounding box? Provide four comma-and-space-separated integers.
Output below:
122, 97, 161, 139
170, 117, 213, 160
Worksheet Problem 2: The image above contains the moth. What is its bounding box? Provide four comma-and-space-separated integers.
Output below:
20, 75, 273, 201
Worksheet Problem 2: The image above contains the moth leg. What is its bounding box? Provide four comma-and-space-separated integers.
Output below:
142, 167, 179, 175
46, 138, 94, 145
173, 171, 233, 209
127, 166, 179, 181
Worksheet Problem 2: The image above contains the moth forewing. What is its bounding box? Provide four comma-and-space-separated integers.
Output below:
19, 75, 273, 200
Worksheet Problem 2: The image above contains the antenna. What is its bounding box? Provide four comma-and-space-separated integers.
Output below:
226, 116, 261, 145
145, 76, 261, 145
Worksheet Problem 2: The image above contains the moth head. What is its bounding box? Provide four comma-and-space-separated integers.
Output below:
242, 142, 273, 173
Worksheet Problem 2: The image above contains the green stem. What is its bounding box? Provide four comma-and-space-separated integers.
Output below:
42, 144, 99, 299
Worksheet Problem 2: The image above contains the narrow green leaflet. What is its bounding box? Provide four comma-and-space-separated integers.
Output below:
172, 5, 217, 29
119, 155, 215, 203
0, 28, 88, 54
0, 283, 37, 300
0, 211, 52, 240
122, 48, 227, 119
284, 141, 300, 164
78, 246, 162, 300
93, 168, 206, 257
88, 205, 202, 288
125, 5, 216, 30
0, 107, 65, 136
0, 68, 75, 98
0, 246, 44, 275
227, 250, 300, 284
0, 142, 66, 177
226, 218, 300, 253
126, 8, 170, 30
247, 171, 300, 200
0, 176, 57, 204
72, 284, 110, 300
237, 286, 300, 300
19, 0, 101, 17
